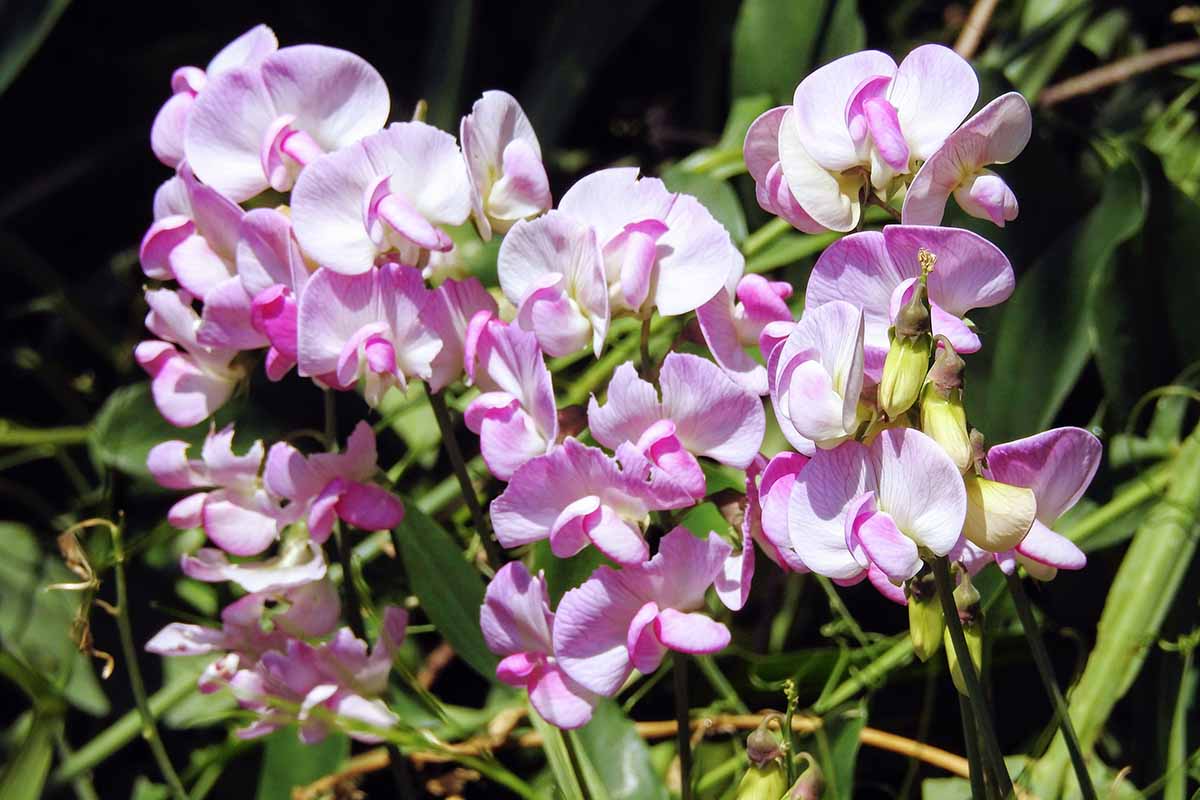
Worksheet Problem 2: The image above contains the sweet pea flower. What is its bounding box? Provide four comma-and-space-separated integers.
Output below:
713, 455, 770, 612
497, 210, 610, 357
696, 268, 795, 395
806, 225, 1014, 357
788, 428, 966, 586
983, 427, 1101, 580
227, 607, 408, 743
296, 263, 442, 406
181, 539, 329, 593
490, 438, 695, 565
556, 167, 742, 318
587, 353, 766, 500
147, 579, 339, 692
291, 122, 472, 275
140, 164, 243, 299
426, 277, 498, 393
903, 93, 1032, 228
743, 106, 826, 233
185, 44, 390, 201
265, 421, 404, 542
481, 563, 597, 729
135, 288, 244, 427
756, 451, 813, 574
148, 425, 284, 556
461, 90, 552, 240
151, 25, 278, 168
765, 300, 867, 455
778, 46, 978, 231
463, 312, 558, 480
553, 527, 732, 697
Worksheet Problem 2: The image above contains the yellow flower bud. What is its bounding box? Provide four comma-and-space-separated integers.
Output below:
920, 383, 972, 472
907, 590, 945, 662
944, 618, 984, 696
734, 758, 788, 800
879, 333, 930, 419
962, 474, 1037, 552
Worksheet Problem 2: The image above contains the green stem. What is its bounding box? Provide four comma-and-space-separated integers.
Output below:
0, 420, 91, 447
1062, 466, 1170, 546
741, 217, 792, 258
695, 654, 749, 713
111, 521, 189, 800
932, 557, 1014, 798
812, 634, 913, 714
562, 729, 591, 800
958, 694, 988, 800
674, 653, 693, 800
1005, 571, 1097, 800
639, 316, 653, 379
428, 390, 504, 570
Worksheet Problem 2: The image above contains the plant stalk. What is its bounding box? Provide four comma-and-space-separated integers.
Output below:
958, 693, 988, 800
674, 653, 693, 800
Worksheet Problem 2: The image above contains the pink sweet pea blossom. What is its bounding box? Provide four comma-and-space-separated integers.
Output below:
461, 91, 552, 240
135, 288, 244, 428
806, 225, 1014, 357
778, 46, 978, 231
743, 106, 826, 233
756, 451, 812, 574
426, 277, 498, 393
185, 44, 390, 201
490, 438, 695, 565
497, 210, 610, 357
713, 455, 768, 612
696, 268, 794, 395
296, 263, 442, 406
181, 539, 329, 593
463, 312, 558, 481
227, 607, 408, 743
556, 168, 742, 318
151, 25, 278, 168
481, 563, 597, 729
903, 93, 1032, 228
983, 427, 1101, 580
587, 353, 765, 499
236, 208, 313, 379
290, 122, 472, 275
553, 527, 732, 696
765, 300, 866, 454
265, 421, 404, 542
148, 425, 283, 556
787, 428, 966, 587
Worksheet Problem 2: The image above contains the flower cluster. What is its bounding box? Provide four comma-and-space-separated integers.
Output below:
136, 26, 1101, 746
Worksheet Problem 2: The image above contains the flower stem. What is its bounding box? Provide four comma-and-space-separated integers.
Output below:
958, 693, 988, 799
1005, 571, 1098, 800
639, 316, 653, 380
932, 557, 1014, 798
674, 653, 693, 800
741, 217, 792, 258
110, 519, 190, 800
428, 389, 505, 571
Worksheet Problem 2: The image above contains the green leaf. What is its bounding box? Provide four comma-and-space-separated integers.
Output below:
530, 540, 609, 605
573, 699, 668, 800
255, 727, 349, 800
130, 777, 169, 800
89, 382, 204, 479
975, 158, 1146, 442
1005, 0, 1091, 99
396, 505, 497, 680
661, 166, 748, 244
0, 0, 70, 96
804, 702, 866, 800
0, 712, 59, 800
528, 707, 586, 800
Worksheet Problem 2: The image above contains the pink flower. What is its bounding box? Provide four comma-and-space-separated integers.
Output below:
713, 455, 768, 612
553, 527, 732, 696
983, 427, 1101, 580
696, 269, 794, 395
778, 46, 978, 230
290, 122, 471, 275
148, 425, 283, 556
481, 563, 597, 729
265, 421, 404, 542
151, 25, 278, 168
587, 353, 765, 500
140, 164, 243, 299
497, 210, 610, 357
185, 44, 390, 201
461, 90, 552, 240
463, 313, 558, 481
296, 263, 442, 406
181, 540, 329, 593
787, 428, 966, 587
556, 167, 742, 318
765, 300, 867, 454
743, 106, 826, 233
490, 438, 695, 565
806, 225, 1014, 357
227, 607, 408, 743
903, 93, 1032, 228
426, 278, 498, 393
135, 288, 243, 428
237, 208, 313, 379
756, 451, 813, 574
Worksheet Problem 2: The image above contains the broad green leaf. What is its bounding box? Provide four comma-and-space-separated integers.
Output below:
0, 712, 59, 800
573, 698, 668, 800
0, 0, 69, 96
255, 726, 349, 800
661, 166, 748, 244
806, 702, 867, 800
530, 540, 609, 605
161, 654, 236, 729
976, 159, 1146, 442
89, 382, 206, 479
815, 0, 866, 65
396, 505, 497, 680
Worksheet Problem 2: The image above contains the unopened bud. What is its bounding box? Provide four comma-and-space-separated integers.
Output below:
788, 753, 824, 800
962, 474, 1036, 552
969, 429, 987, 474
734, 759, 788, 800
879, 333, 931, 419
920, 383, 971, 471
745, 715, 785, 767
905, 570, 944, 662
894, 282, 931, 339
944, 616, 984, 696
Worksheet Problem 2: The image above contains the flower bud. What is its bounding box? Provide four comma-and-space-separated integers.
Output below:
745, 715, 785, 767
962, 474, 1036, 552
944, 617, 983, 696
879, 333, 931, 419
734, 759, 788, 800
788, 754, 824, 800
920, 383, 971, 472
905, 570, 944, 662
